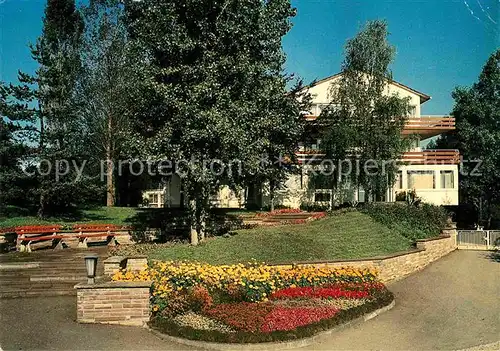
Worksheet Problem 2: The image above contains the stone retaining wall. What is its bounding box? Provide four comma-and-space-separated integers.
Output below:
103, 256, 148, 276
105, 227, 457, 284
75, 281, 151, 326
272, 230, 457, 283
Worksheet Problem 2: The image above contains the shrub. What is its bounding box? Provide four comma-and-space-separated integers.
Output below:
360, 202, 449, 241
157, 292, 190, 318
300, 203, 330, 212
188, 286, 213, 312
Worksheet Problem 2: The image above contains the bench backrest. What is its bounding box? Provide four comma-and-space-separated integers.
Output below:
15, 225, 63, 235
72, 224, 130, 232
0, 227, 15, 234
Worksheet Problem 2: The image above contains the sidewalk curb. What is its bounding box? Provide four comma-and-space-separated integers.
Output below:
147, 299, 395, 350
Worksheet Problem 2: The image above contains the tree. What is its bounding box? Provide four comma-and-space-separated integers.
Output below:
320, 20, 413, 202
77, 0, 136, 206
435, 49, 500, 227
0, 84, 33, 212
125, 0, 302, 243
2, 0, 101, 217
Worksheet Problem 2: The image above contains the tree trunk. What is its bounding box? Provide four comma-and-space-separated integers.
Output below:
37, 192, 46, 218
106, 115, 115, 207
189, 199, 199, 245
106, 152, 115, 207
39, 114, 44, 150
270, 181, 275, 212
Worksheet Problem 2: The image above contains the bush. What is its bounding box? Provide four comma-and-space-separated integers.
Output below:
360, 202, 449, 241
299, 203, 330, 212
206, 211, 245, 236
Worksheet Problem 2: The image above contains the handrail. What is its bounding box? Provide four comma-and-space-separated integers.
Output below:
295, 149, 460, 165
303, 115, 456, 130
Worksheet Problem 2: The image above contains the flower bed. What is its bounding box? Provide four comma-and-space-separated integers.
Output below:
113, 261, 394, 343
255, 209, 303, 217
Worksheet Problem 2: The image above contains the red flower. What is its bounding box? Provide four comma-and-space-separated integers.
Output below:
205, 302, 274, 332
270, 286, 370, 300
261, 306, 338, 332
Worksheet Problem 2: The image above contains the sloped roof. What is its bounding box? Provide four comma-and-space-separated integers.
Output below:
303, 72, 431, 104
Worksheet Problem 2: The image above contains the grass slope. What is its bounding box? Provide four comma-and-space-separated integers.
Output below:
149, 211, 413, 264
0, 207, 139, 228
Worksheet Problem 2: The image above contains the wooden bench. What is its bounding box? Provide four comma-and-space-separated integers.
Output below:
71, 224, 133, 248
15, 224, 133, 252
15, 225, 64, 252
0, 227, 16, 252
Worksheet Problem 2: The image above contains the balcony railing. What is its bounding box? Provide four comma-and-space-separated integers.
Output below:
295, 149, 460, 165
401, 150, 460, 165
403, 116, 455, 132
303, 115, 456, 136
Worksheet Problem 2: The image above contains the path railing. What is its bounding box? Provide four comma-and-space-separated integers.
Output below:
457, 230, 500, 250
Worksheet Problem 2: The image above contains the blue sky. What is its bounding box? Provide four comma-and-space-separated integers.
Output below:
0, 0, 498, 115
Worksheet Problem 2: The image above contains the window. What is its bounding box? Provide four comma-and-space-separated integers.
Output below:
395, 171, 403, 189
358, 187, 366, 203
440, 171, 454, 189
407, 171, 435, 189
315, 192, 331, 202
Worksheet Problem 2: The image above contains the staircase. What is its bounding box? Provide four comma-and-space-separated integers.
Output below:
0, 248, 109, 298
244, 212, 325, 226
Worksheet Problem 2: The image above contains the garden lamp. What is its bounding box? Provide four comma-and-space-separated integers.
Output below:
84, 255, 99, 284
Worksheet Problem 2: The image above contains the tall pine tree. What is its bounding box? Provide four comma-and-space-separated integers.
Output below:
4, 0, 98, 217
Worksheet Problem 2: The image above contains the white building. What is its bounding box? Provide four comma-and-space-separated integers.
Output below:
143, 74, 459, 208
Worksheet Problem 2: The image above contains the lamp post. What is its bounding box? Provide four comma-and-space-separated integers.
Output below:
84, 255, 98, 284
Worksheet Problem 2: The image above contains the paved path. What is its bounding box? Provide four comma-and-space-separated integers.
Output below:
294, 250, 500, 350
0, 250, 498, 350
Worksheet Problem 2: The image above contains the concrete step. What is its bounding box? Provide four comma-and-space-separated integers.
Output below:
0, 289, 77, 298
0, 248, 109, 298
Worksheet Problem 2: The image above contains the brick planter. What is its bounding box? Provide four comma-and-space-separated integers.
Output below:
75, 280, 152, 327
103, 256, 148, 277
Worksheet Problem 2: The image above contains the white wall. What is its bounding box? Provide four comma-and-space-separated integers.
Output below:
394, 164, 459, 205
305, 75, 422, 117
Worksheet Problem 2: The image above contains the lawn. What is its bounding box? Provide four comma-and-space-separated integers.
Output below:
146, 211, 414, 264
0, 207, 139, 228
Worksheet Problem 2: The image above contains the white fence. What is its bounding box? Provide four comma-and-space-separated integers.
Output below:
457, 230, 500, 250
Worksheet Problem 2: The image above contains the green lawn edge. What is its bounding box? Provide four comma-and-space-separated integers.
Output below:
144, 211, 414, 264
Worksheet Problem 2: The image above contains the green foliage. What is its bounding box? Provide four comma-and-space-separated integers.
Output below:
77, 0, 138, 206
320, 20, 413, 201
125, 0, 304, 241
361, 203, 449, 241
299, 202, 330, 212
1, 0, 102, 217
0, 206, 138, 228
0, 88, 34, 212
434, 49, 500, 228
118, 211, 414, 264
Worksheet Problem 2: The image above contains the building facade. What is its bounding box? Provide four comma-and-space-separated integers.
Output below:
142, 74, 459, 209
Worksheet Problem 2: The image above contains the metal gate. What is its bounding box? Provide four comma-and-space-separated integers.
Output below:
457, 230, 500, 250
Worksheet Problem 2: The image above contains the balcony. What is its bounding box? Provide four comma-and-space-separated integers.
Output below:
303, 115, 455, 138
402, 116, 455, 138
295, 149, 460, 165
401, 149, 460, 165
